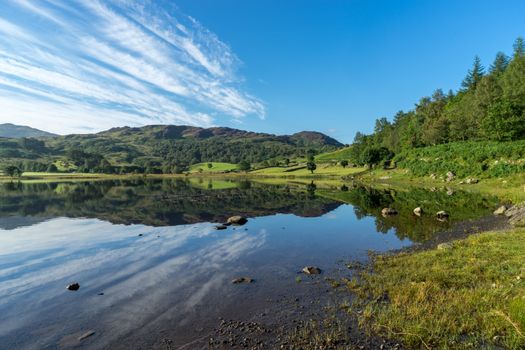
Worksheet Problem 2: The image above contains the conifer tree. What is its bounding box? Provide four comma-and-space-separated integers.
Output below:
489, 52, 509, 75
462, 55, 484, 90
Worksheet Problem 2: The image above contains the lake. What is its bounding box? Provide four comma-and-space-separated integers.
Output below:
0, 179, 500, 349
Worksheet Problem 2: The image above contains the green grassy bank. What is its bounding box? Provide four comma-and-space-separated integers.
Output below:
343, 228, 525, 349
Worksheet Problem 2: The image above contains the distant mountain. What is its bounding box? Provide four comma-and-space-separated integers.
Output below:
0, 123, 57, 138
0, 124, 343, 173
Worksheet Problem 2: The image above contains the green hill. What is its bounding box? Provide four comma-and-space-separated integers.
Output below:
0, 124, 343, 174
0, 123, 56, 138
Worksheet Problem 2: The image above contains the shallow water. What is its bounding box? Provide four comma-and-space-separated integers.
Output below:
0, 179, 498, 349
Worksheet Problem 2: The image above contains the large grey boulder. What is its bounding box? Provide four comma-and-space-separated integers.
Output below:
505, 203, 525, 227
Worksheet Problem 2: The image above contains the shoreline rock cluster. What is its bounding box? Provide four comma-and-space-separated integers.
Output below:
494, 203, 525, 227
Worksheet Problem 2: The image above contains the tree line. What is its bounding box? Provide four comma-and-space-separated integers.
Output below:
351, 37, 525, 167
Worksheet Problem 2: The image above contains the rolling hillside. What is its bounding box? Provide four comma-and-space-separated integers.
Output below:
0, 124, 344, 173
0, 123, 56, 138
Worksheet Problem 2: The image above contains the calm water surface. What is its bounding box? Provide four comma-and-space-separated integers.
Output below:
0, 179, 498, 349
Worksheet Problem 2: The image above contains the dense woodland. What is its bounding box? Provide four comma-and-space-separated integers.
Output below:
351, 37, 525, 168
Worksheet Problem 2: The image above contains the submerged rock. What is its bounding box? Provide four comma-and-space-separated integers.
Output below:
78, 330, 95, 341
215, 225, 228, 230
227, 216, 248, 225
493, 205, 507, 215
413, 207, 423, 216
302, 266, 322, 275
232, 277, 253, 284
381, 208, 398, 217
66, 283, 80, 291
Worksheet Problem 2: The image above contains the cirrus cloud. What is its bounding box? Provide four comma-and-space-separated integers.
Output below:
0, 0, 265, 134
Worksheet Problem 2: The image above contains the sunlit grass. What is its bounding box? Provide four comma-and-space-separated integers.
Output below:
188, 162, 238, 173
315, 146, 353, 162
345, 228, 525, 349
251, 164, 366, 177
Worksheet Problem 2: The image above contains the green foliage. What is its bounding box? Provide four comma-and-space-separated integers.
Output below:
3, 165, 22, 178
237, 160, 251, 171
350, 37, 525, 166
394, 140, 525, 178
340, 160, 348, 168
306, 161, 316, 174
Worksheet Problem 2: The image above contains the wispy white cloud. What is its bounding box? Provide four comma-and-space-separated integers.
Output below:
0, 0, 264, 134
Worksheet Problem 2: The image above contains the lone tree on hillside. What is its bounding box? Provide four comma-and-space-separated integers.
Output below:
306, 152, 316, 174
340, 160, 349, 168
4, 165, 22, 178
238, 160, 251, 172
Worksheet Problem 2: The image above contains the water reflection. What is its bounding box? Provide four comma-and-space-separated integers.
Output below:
0, 179, 500, 349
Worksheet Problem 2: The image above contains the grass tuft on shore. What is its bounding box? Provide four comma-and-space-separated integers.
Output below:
345, 229, 525, 349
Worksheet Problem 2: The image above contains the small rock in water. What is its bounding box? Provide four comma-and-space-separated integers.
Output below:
413, 207, 423, 216
232, 277, 253, 284
66, 283, 80, 291
302, 266, 321, 275
215, 225, 228, 230
493, 205, 507, 215
138, 233, 143, 237
381, 208, 398, 217
227, 216, 248, 225
437, 242, 453, 250
78, 330, 95, 341
97, 292, 104, 296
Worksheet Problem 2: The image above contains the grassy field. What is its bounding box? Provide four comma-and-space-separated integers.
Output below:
315, 146, 352, 162
189, 162, 238, 173
344, 228, 525, 349
250, 164, 366, 177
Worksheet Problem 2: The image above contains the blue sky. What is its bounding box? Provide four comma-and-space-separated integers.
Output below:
0, 1, 524, 142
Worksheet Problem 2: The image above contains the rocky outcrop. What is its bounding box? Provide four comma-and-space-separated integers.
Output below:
505, 203, 525, 227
